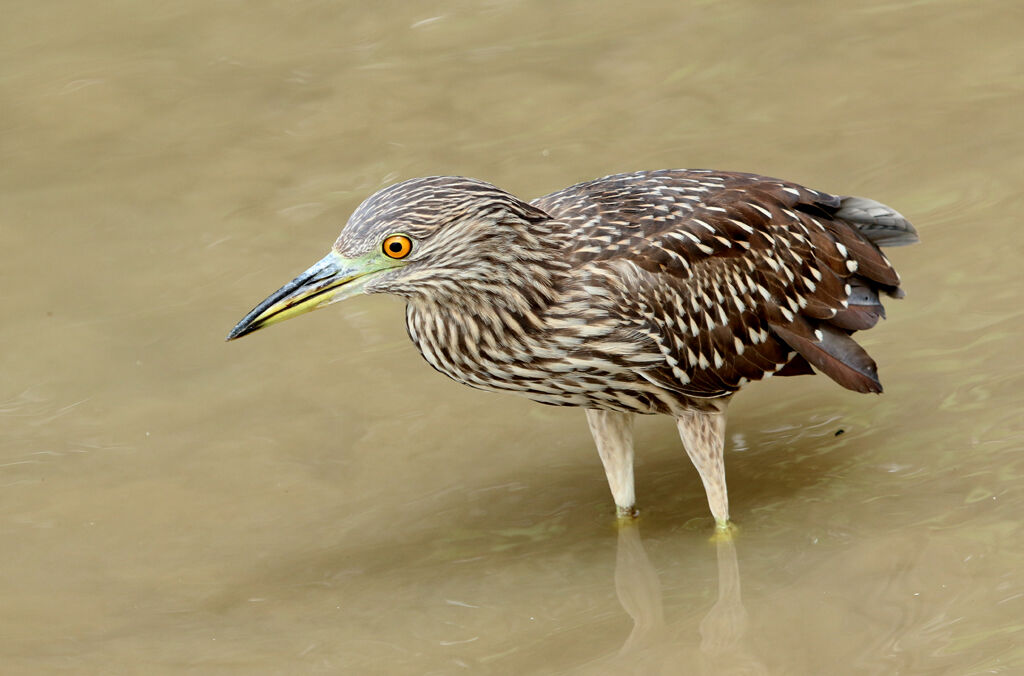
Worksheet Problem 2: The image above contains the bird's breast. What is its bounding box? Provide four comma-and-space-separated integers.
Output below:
403, 300, 679, 414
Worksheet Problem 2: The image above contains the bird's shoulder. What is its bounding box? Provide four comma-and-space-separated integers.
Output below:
532, 169, 839, 267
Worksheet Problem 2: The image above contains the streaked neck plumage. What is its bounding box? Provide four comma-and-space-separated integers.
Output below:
401, 215, 572, 390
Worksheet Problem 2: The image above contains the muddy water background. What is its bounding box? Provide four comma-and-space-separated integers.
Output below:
3, 1, 1023, 674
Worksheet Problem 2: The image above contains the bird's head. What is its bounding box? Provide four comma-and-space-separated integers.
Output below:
227, 176, 555, 340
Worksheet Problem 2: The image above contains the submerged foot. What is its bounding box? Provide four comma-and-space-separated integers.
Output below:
710, 520, 738, 542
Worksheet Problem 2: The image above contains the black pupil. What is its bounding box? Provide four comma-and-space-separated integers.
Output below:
389, 241, 403, 253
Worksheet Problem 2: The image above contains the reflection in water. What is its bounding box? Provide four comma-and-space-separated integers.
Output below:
614, 521, 665, 655
697, 534, 766, 676
612, 522, 766, 675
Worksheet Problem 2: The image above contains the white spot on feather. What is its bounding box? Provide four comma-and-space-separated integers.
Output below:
670, 230, 700, 244
727, 218, 755, 234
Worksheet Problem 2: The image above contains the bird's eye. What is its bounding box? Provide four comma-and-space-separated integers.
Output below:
382, 234, 412, 259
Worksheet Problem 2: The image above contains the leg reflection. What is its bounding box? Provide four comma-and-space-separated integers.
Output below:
612, 522, 767, 675
697, 536, 767, 674
615, 519, 665, 654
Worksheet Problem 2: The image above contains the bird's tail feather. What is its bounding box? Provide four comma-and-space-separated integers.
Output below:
770, 321, 883, 394
837, 196, 919, 247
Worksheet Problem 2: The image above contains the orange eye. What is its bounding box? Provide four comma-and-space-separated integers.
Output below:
382, 234, 412, 259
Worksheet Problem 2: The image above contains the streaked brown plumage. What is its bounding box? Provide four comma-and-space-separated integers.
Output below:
229, 169, 918, 527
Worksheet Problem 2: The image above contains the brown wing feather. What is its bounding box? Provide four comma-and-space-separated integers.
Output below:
534, 169, 913, 399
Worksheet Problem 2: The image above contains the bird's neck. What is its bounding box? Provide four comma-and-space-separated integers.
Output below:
404, 287, 549, 395
403, 219, 571, 385
409, 218, 570, 317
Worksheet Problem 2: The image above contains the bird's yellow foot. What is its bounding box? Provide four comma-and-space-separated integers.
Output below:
710, 520, 738, 542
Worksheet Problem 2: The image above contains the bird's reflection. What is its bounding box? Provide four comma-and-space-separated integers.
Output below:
611, 521, 767, 675
614, 521, 665, 654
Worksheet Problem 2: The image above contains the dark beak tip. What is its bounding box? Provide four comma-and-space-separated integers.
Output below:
226, 320, 256, 342
225, 258, 337, 344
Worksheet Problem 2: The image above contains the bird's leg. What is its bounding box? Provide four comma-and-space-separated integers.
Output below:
676, 406, 730, 530
585, 409, 637, 517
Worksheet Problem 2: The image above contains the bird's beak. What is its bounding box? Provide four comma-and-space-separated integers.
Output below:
227, 251, 379, 340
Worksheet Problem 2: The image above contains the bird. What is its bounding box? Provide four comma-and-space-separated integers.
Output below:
228, 169, 918, 529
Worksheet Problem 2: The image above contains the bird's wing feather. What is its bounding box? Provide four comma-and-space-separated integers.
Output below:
533, 170, 910, 397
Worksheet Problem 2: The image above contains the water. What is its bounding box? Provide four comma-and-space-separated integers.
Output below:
2, 1, 1022, 673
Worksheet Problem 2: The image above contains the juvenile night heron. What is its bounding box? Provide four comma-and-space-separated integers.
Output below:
228, 170, 917, 528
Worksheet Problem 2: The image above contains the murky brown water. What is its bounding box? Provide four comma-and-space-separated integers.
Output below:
3, 1, 1022, 673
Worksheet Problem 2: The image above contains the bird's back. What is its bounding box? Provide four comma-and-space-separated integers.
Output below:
528, 169, 917, 410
